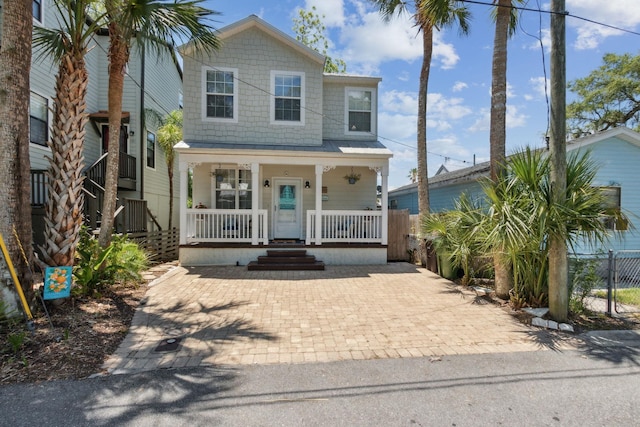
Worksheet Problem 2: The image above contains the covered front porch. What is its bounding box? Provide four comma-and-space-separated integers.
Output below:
176, 142, 391, 265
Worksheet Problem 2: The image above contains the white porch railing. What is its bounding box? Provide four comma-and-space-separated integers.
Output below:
186, 209, 268, 244
306, 210, 383, 244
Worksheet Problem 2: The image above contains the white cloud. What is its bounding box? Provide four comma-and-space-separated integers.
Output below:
336, 4, 461, 73
452, 81, 468, 92
305, 0, 345, 27
379, 112, 416, 141
381, 90, 417, 115
567, 0, 640, 49
468, 105, 528, 132
528, 76, 549, 100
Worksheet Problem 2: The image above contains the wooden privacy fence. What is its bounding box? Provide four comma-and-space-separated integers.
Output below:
128, 228, 179, 263
387, 209, 410, 261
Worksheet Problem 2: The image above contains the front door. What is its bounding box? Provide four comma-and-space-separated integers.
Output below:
273, 179, 302, 239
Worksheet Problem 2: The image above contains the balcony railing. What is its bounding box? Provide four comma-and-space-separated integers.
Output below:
186, 209, 268, 244
306, 210, 383, 244
87, 152, 136, 187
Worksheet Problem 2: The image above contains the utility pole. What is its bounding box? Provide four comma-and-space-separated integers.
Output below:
548, 0, 568, 322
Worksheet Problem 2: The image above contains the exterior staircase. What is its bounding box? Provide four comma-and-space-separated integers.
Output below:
247, 250, 325, 271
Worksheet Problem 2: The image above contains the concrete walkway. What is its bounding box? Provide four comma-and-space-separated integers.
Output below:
102, 263, 569, 375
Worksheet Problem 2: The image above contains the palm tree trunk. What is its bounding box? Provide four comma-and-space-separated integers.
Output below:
0, 0, 34, 304
491, 0, 512, 299
42, 52, 88, 266
99, 21, 130, 248
168, 168, 174, 230
417, 26, 433, 267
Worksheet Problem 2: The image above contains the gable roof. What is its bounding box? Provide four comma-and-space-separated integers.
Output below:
180, 15, 325, 66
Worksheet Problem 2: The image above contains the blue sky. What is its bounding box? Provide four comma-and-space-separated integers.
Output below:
201, 0, 640, 189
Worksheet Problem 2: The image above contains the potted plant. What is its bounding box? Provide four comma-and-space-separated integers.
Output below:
344, 171, 361, 184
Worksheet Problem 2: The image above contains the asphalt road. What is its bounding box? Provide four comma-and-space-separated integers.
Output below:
1, 339, 639, 427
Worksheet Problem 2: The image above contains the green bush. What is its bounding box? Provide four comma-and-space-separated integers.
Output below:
569, 257, 604, 313
73, 229, 149, 296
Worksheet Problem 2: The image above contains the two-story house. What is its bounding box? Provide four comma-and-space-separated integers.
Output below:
24, 0, 183, 249
177, 15, 392, 266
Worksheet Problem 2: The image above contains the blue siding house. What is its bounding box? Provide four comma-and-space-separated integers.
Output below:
389, 127, 640, 252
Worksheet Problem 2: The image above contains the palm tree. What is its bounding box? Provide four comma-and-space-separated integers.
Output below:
32, 0, 104, 267
371, 0, 470, 217
0, 0, 35, 305
408, 168, 418, 183
489, 0, 524, 299
98, 0, 220, 247
480, 148, 618, 307
156, 110, 183, 230
371, 0, 470, 266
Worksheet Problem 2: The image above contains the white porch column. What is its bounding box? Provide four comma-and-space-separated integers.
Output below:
314, 164, 323, 245
251, 163, 259, 245
381, 165, 389, 246
179, 161, 189, 245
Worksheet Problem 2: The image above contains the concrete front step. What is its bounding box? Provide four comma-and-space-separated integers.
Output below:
248, 249, 325, 271
247, 261, 326, 271
257, 255, 318, 264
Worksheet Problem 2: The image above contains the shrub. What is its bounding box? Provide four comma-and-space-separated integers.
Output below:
73, 228, 149, 296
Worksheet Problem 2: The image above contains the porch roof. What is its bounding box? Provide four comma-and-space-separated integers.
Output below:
175, 139, 393, 158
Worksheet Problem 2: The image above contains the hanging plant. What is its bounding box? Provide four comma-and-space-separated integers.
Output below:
344, 167, 361, 184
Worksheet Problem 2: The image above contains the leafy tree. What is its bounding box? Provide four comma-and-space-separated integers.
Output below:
98, 0, 221, 247
0, 0, 35, 307
567, 53, 640, 138
293, 6, 347, 73
33, 0, 104, 268
489, 0, 525, 299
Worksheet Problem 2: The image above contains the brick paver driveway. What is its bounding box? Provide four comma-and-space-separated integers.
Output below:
104, 263, 554, 374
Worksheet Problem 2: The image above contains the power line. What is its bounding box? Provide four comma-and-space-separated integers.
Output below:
461, 0, 640, 37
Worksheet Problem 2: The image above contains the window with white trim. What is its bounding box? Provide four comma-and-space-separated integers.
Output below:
213, 168, 252, 209
345, 88, 375, 134
202, 67, 237, 122
146, 131, 156, 169
271, 71, 304, 124
33, 0, 44, 24
29, 92, 48, 147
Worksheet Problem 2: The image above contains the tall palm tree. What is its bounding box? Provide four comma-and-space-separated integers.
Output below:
0, 0, 34, 305
489, 0, 524, 299
408, 167, 418, 183
33, 0, 104, 267
371, 0, 470, 266
99, 0, 220, 247
156, 110, 183, 230
371, 0, 470, 217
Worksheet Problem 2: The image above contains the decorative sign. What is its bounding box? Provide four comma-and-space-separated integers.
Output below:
43, 266, 72, 300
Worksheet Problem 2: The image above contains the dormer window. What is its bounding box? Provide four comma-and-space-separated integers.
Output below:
346, 88, 376, 134
271, 71, 305, 125
202, 67, 238, 122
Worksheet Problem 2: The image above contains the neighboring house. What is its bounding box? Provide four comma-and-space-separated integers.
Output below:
389, 127, 640, 252
176, 15, 392, 266
17, 0, 183, 249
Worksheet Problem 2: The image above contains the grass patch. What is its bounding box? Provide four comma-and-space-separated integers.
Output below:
594, 288, 640, 307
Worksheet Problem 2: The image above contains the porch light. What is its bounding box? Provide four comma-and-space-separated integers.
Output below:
264, 179, 270, 188
305, 180, 311, 189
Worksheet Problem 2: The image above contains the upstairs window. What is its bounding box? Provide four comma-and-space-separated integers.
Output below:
29, 92, 48, 147
346, 88, 375, 134
146, 131, 156, 169
33, 0, 43, 24
271, 71, 304, 125
203, 67, 237, 122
